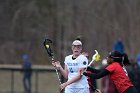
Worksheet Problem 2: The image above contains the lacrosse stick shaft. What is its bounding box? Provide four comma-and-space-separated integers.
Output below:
89, 82, 101, 92
54, 68, 62, 84
51, 57, 62, 84
88, 60, 94, 66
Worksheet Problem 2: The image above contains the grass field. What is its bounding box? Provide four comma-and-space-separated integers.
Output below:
0, 69, 60, 93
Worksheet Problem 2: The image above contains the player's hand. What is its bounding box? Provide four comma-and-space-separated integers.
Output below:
60, 82, 68, 90
86, 66, 93, 71
52, 61, 61, 70
79, 67, 86, 75
83, 72, 88, 76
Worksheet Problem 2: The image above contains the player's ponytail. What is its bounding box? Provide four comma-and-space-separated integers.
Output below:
122, 53, 130, 66
76, 38, 81, 41
75, 36, 82, 41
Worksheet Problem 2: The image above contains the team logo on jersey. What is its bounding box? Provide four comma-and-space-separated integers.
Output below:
83, 61, 87, 65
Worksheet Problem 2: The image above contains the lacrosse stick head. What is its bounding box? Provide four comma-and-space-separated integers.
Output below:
92, 50, 101, 62
88, 50, 101, 66
43, 38, 54, 57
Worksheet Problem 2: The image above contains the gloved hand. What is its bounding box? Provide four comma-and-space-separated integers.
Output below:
86, 66, 94, 71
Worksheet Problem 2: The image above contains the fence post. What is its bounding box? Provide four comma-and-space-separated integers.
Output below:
35, 71, 39, 93
11, 70, 14, 93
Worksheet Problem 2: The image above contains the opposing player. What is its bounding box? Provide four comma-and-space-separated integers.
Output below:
52, 39, 89, 93
83, 51, 138, 93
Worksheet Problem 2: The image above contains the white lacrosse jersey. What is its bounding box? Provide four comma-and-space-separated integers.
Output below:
64, 54, 89, 88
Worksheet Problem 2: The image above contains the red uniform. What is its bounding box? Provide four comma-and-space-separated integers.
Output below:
106, 62, 133, 93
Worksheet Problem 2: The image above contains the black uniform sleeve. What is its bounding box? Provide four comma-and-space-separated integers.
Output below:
83, 69, 110, 79
87, 66, 101, 73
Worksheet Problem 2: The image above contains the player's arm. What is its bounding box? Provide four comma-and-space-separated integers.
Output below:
60, 65, 68, 79
86, 66, 101, 73
60, 68, 84, 90
84, 62, 116, 79
52, 61, 68, 79
83, 68, 110, 79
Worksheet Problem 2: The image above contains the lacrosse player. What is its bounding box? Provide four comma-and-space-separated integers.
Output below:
52, 39, 90, 93
83, 51, 138, 93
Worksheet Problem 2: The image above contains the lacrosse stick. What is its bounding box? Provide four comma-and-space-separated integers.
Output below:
43, 38, 62, 84
82, 50, 101, 92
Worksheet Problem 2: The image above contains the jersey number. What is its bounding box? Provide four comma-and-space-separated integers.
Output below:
123, 67, 128, 76
69, 67, 74, 73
